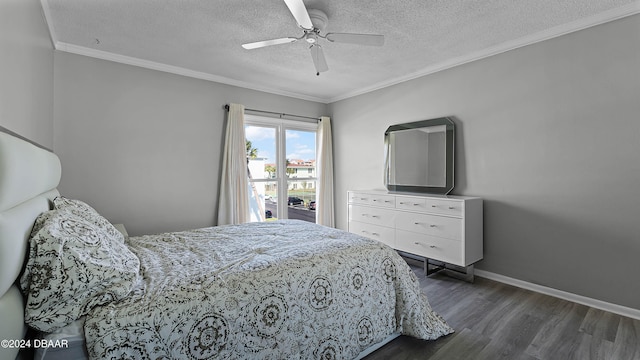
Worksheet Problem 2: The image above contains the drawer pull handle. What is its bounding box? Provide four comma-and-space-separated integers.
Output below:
413, 242, 437, 249
431, 205, 437, 208
400, 201, 420, 206
429, 224, 436, 228
448, 206, 455, 210
414, 222, 421, 225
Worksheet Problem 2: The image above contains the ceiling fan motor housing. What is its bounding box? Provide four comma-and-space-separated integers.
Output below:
307, 9, 328, 31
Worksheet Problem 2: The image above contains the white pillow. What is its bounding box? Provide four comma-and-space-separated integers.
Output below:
20, 208, 140, 332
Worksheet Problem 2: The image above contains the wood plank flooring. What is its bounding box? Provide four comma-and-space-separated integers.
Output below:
365, 260, 640, 360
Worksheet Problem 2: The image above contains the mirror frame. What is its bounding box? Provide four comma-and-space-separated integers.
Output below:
384, 117, 455, 195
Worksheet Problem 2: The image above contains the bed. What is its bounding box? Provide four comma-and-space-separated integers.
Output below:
0, 129, 453, 360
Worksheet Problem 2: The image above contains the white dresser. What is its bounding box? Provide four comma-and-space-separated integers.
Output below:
348, 190, 483, 278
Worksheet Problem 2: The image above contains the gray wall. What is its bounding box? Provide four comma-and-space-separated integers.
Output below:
329, 15, 640, 309
0, 0, 53, 147
53, 52, 327, 236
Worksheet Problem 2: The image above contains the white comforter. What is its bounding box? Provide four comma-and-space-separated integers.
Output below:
84, 220, 453, 359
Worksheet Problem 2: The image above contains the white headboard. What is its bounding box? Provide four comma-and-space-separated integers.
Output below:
0, 130, 61, 359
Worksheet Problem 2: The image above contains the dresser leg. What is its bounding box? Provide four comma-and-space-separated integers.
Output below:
424, 258, 475, 283
454, 264, 474, 283
424, 258, 446, 276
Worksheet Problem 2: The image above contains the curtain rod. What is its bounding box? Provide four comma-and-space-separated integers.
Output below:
224, 104, 321, 122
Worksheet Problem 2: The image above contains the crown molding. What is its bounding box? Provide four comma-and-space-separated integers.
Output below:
53, 42, 327, 103
327, 2, 640, 103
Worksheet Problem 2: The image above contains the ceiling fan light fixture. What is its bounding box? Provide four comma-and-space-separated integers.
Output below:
305, 33, 318, 44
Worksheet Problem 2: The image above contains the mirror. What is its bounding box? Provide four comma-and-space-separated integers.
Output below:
384, 117, 455, 195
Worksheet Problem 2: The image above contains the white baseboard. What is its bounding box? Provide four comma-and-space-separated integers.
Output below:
474, 269, 640, 321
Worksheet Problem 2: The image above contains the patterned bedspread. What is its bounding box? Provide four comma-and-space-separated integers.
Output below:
83, 220, 453, 359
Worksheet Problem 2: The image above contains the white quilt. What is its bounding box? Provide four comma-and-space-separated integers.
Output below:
83, 220, 453, 359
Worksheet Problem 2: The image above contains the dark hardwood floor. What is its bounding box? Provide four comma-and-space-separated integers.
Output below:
365, 261, 640, 360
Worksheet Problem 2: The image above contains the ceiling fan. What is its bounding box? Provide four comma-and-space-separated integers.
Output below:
242, 0, 384, 75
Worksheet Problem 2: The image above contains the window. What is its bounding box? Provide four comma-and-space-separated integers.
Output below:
245, 115, 317, 223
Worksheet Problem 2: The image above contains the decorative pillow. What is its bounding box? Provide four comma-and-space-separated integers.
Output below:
52, 196, 124, 243
19, 208, 140, 332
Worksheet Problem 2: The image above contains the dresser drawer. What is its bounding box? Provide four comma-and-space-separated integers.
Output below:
425, 198, 463, 217
395, 196, 428, 211
348, 192, 395, 208
395, 230, 463, 266
348, 221, 395, 248
349, 204, 396, 228
348, 191, 369, 205
369, 194, 395, 208
396, 212, 462, 241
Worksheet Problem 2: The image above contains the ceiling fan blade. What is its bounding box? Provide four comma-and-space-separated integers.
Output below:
326, 33, 385, 46
283, 0, 313, 30
310, 44, 328, 74
242, 37, 298, 50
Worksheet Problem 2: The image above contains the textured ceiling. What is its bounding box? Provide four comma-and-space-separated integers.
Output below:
41, 0, 640, 103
